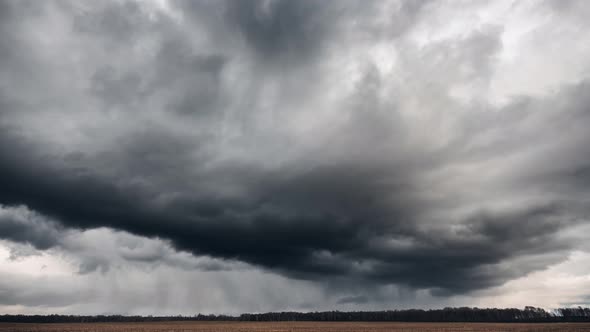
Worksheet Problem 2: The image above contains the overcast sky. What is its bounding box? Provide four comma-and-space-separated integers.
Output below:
1, 0, 590, 315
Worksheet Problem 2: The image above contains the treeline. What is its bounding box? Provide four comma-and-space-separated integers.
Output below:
1, 307, 590, 323
239, 307, 590, 322
0, 315, 235, 324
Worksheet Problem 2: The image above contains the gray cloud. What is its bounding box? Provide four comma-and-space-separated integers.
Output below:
223, 0, 330, 62
0, 205, 62, 250
1, 82, 588, 293
0, 205, 240, 274
1, 0, 590, 312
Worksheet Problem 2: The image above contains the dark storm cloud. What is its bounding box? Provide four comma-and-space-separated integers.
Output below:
0, 93, 587, 294
1, 0, 590, 305
0, 205, 62, 250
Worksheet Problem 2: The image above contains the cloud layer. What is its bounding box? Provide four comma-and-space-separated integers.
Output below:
1, 0, 590, 313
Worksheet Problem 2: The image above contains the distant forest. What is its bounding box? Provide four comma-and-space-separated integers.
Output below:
2, 307, 590, 323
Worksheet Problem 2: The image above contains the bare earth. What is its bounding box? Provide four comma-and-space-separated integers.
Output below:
1, 322, 590, 332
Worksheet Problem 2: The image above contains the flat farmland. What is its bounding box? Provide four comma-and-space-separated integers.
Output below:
1, 322, 590, 332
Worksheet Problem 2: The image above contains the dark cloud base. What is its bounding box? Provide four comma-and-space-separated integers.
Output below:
0, 102, 586, 294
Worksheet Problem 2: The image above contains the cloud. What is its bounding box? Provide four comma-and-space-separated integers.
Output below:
0, 205, 62, 251
0, 205, 241, 274
224, 0, 328, 61
2, 78, 589, 293
1, 0, 590, 312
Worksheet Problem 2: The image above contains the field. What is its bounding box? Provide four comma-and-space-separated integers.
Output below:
1, 322, 590, 332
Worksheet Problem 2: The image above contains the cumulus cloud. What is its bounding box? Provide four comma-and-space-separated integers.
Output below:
1, 0, 590, 313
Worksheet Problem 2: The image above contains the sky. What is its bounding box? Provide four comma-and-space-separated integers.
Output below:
1, 0, 590, 315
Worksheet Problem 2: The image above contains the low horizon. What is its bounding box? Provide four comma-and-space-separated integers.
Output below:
0, 306, 582, 315
2, 0, 590, 316
2, 306, 589, 323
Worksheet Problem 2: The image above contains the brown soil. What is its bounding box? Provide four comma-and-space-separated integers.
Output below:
1, 321, 590, 332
